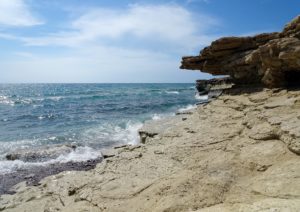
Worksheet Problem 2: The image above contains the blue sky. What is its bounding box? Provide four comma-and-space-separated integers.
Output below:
0, 0, 299, 83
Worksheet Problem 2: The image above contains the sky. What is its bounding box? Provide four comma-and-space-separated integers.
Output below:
0, 0, 299, 83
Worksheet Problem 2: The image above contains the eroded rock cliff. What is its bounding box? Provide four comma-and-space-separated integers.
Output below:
181, 16, 300, 88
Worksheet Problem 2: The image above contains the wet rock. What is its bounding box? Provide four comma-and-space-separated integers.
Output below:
101, 149, 117, 159
6, 144, 77, 162
176, 111, 193, 115
0, 157, 102, 196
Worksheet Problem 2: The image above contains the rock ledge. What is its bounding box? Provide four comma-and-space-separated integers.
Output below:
181, 16, 300, 88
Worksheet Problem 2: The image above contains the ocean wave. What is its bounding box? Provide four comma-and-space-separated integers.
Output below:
0, 136, 74, 160
0, 146, 101, 174
151, 113, 174, 120
0, 96, 41, 106
37, 114, 56, 120
80, 121, 143, 147
51, 146, 101, 163
152, 114, 163, 120
0, 139, 44, 159
165, 91, 179, 94
0, 95, 15, 106
195, 93, 208, 101
111, 122, 143, 145
178, 105, 197, 112
48, 96, 63, 101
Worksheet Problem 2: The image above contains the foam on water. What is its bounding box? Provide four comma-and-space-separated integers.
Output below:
152, 113, 174, 120
178, 105, 197, 112
52, 146, 101, 163
0, 146, 102, 174
0, 139, 44, 160
0, 95, 15, 106
48, 96, 63, 101
109, 121, 143, 145
195, 93, 209, 100
165, 91, 180, 94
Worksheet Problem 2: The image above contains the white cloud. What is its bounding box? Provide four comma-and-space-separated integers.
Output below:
187, 0, 210, 4
0, 0, 42, 27
0, 3, 218, 82
0, 46, 204, 83
23, 4, 218, 50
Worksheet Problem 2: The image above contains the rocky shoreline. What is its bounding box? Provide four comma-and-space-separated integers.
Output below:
1, 86, 300, 211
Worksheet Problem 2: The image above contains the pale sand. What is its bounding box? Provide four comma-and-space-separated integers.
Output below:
1, 87, 300, 211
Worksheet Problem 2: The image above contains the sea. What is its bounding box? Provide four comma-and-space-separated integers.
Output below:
0, 83, 204, 174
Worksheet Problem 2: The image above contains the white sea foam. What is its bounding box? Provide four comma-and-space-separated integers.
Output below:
165, 91, 179, 94
48, 96, 63, 101
178, 105, 197, 113
152, 113, 174, 120
38, 116, 44, 120
52, 146, 101, 163
81, 121, 143, 147
0, 160, 28, 174
152, 114, 163, 120
0, 95, 14, 106
195, 93, 208, 101
0, 139, 43, 159
0, 146, 102, 174
110, 122, 143, 145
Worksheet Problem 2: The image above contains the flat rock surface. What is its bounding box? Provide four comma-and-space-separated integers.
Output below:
1, 88, 300, 212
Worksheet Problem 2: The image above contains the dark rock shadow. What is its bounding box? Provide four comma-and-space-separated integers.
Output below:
0, 158, 102, 196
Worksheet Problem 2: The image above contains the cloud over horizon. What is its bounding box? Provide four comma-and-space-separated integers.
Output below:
0, 1, 219, 83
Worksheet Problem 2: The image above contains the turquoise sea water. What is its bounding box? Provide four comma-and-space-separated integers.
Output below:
0, 83, 198, 173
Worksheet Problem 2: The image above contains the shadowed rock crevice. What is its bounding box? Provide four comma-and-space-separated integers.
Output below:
181, 16, 300, 88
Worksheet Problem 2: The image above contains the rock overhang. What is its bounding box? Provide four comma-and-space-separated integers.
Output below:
181, 15, 300, 88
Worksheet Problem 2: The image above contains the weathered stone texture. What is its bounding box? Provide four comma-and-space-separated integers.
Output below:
181, 16, 300, 87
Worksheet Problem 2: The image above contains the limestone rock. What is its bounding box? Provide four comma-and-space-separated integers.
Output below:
181, 15, 300, 88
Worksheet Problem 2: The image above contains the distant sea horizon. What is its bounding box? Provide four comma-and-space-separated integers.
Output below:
0, 82, 200, 84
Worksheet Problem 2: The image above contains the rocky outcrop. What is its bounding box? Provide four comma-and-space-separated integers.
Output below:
196, 77, 234, 95
181, 16, 300, 88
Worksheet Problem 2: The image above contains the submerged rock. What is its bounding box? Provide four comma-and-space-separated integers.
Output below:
181, 16, 300, 88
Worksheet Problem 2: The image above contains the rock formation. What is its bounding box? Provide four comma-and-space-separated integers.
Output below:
196, 77, 233, 95
181, 16, 300, 88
